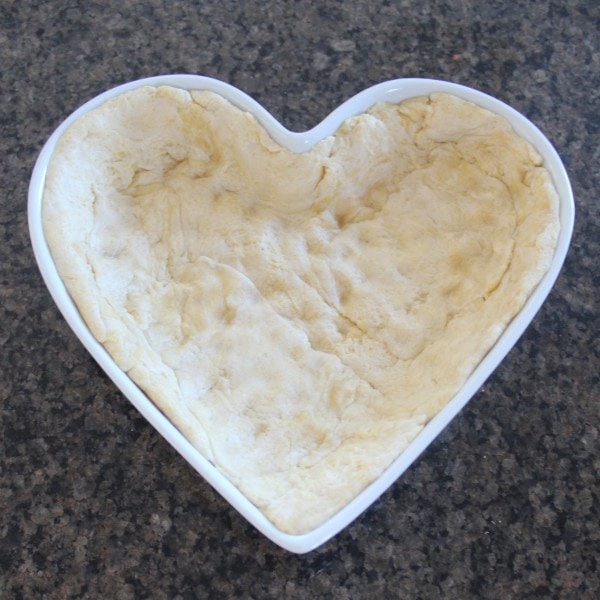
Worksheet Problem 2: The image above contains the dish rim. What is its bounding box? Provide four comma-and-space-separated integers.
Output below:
28, 74, 574, 553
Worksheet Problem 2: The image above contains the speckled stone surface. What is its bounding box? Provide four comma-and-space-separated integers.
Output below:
1, 1, 598, 597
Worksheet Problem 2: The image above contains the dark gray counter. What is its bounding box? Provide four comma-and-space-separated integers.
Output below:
1, 1, 598, 597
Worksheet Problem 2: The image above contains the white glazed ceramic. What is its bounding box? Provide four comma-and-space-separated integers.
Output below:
28, 75, 574, 553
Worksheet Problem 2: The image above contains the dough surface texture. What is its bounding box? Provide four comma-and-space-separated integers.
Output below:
43, 86, 559, 534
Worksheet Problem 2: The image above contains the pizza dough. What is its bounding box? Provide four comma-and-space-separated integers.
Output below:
42, 86, 559, 534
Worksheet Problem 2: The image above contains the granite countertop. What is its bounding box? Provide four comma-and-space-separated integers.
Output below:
1, 1, 598, 597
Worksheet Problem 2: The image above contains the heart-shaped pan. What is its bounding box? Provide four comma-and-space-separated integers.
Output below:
28, 75, 574, 553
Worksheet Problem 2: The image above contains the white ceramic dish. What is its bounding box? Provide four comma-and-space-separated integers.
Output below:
28, 75, 574, 553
